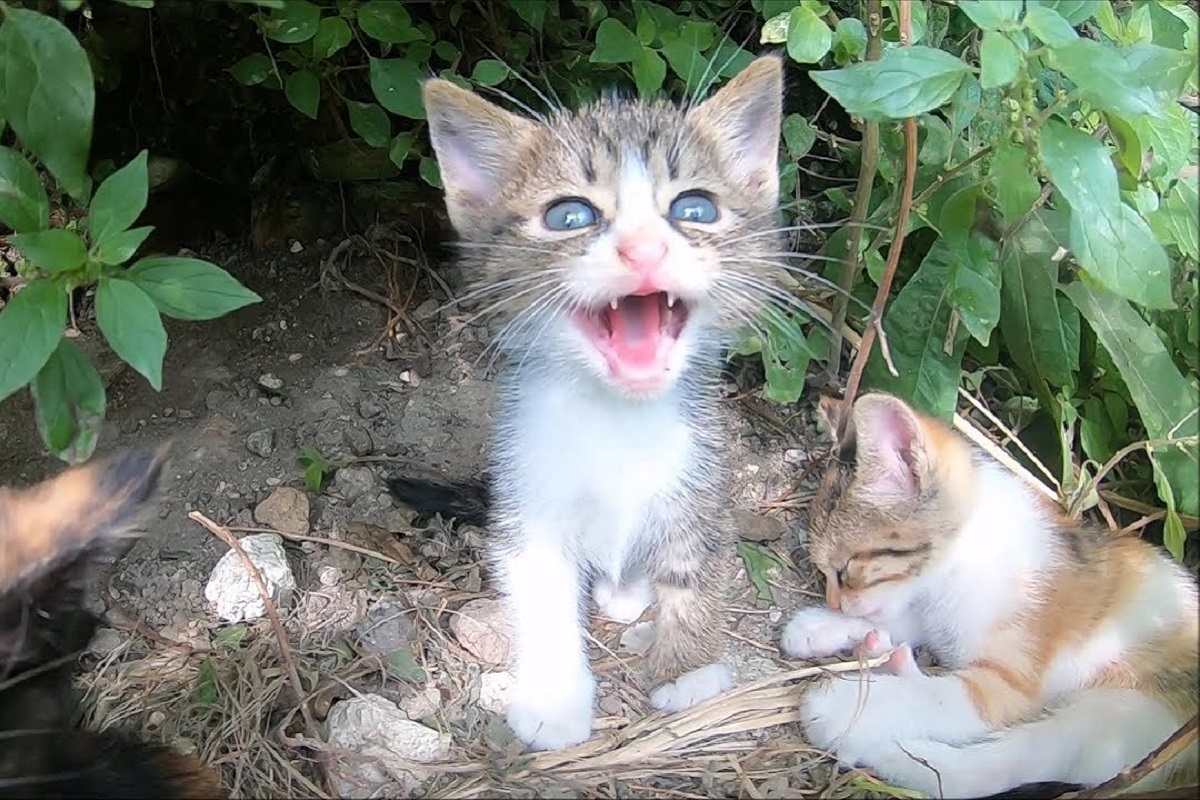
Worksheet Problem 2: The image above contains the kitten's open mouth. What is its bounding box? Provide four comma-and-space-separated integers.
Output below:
573, 290, 690, 376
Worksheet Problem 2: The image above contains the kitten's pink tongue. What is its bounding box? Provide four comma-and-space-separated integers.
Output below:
607, 294, 662, 366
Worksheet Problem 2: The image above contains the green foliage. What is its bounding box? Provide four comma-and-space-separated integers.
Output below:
768, 0, 1198, 555
297, 444, 332, 492
0, 4, 262, 464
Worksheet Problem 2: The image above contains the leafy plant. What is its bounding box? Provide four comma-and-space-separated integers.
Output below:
297, 444, 333, 492
761, 0, 1198, 557
0, 3, 262, 464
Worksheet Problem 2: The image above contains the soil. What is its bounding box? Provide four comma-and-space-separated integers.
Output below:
0, 233, 839, 798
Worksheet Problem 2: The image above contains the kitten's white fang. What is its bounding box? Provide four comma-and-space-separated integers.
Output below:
609, 298, 619, 310
666, 292, 676, 308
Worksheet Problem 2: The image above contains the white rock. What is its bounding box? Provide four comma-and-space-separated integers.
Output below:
400, 684, 441, 721
619, 621, 656, 656
478, 671, 514, 714
204, 533, 296, 623
326, 694, 452, 798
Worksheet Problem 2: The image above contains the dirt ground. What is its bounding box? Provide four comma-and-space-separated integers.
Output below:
0, 232, 884, 799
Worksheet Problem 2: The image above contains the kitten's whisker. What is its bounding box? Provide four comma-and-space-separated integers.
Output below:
715, 274, 838, 334
454, 242, 563, 257
729, 251, 848, 267
436, 273, 567, 312
727, 259, 871, 309
455, 281, 565, 327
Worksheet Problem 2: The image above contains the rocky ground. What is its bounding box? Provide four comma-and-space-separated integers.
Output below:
1, 232, 869, 799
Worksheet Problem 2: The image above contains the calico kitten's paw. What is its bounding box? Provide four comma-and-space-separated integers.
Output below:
507, 670, 597, 751
592, 576, 654, 624
649, 663, 735, 713
781, 607, 877, 660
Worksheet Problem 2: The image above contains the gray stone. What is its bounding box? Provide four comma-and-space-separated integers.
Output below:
335, 466, 376, 500
245, 427, 275, 457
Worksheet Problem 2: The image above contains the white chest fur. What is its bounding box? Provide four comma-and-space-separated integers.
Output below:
499, 372, 694, 578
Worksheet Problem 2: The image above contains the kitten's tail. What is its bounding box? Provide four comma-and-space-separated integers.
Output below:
385, 473, 491, 528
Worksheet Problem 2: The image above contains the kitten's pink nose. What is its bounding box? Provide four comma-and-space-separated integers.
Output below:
616, 233, 667, 275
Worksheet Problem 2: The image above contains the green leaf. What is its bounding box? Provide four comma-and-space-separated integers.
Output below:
94, 225, 154, 266
471, 59, 509, 87
388, 132, 414, 167
214, 624, 249, 650
979, 31, 1022, 90
230, 53, 273, 86
782, 114, 816, 160
419, 155, 442, 188
87, 150, 149, 246
958, 0, 1023, 31
126, 256, 262, 321
632, 47, 666, 96
659, 36, 710, 91
831, 17, 867, 62
511, 0, 547, 33
0, 146, 50, 232
1036, 0, 1101, 26
312, 16, 352, 59
0, 279, 67, 403
866, 238, 969, 420
1131, 102, 1199, 185
260, 0, 320, 43
113, 0, 155, 8
347, 101, 390, 148
1049, 39, 1190, 119
760, 309, 812, 405
786, 5, 832, 64
998, 212, 1079, 389
1023, 4, 1079, 48
946, 76, 981, 136
369, 57, 425, 119
31, 338, 105, 464
591, 18, 642, 64
284, 69, 320, 119
917, 114, 953, 166
1039, 120, 1172, 309
736, 541, 781, 604
7, 229, 86, 274
0, 9, 95, 200
1062, 281, 1199, 517
1148, 175, 1199, 261
94, 277, 167, 391
811, 46, 971, 122
948, 234, 1002, 347
761, 11, 790, 44
385, 648, 427, 683
990, 140, 1040, 227
357, 0, 423, 44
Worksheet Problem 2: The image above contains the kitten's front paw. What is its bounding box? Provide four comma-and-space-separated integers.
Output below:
781, 607, 877, 660
507, 669, 597, 751
649, 663, 735, 713
800, 672, 915, 763
592, 576, 654, 624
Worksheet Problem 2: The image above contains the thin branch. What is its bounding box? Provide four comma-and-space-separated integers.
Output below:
826, 0, 883, 383
1068, 432, 1200, 519
843, 0, 918, 408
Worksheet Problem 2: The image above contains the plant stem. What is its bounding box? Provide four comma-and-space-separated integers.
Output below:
825, 0, 883, 387
844, 0, 918, 409
1068, 432, 1200, 519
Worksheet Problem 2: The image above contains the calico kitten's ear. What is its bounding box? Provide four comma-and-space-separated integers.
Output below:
422, 79, 539, 233
687, 54, 784, 199
850, 393, 932, 504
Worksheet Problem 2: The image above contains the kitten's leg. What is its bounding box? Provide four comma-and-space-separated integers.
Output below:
592, 574, 654, 624
644, 516, 735, 713
494, 531, 595, 751
781, 606, 883, 660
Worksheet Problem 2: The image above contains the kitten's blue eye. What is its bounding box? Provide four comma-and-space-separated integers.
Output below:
544, 198, 599, 231
669, 192, 719, 224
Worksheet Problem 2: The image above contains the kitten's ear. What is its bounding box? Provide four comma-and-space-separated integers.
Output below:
817, 394, 857, 460
422, 79, 538, 233
688, 54, 784, 199
850, 393, 931, 504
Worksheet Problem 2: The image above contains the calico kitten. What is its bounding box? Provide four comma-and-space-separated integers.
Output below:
781, 391, 1199, 798
0, 446, 225, 799
393, 56, 787, 751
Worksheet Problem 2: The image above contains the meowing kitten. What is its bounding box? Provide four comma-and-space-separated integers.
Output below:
389, 56, 788, 751
781, 391, 1199, 798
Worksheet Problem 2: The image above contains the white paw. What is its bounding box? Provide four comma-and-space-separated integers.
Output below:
506, 669, 596, 751
592, 576, 654, 624
800, 674, 884, 758
781, 606, 876, 660
649, 663, 735, 713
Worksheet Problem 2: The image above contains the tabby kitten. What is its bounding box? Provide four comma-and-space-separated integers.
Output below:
407, 56, 787, 751
782, 392, 1199, 797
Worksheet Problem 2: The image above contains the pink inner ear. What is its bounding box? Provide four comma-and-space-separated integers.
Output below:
437, 139, 496, 210
858, 400, 922, 499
